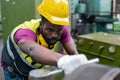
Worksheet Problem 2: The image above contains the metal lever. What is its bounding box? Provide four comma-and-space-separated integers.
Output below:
88, 58, 99, 63
28, 58, 99, 80
48, 58, 99, 76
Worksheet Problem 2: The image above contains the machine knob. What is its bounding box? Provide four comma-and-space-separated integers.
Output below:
78, 39, 84, 46
108, 46, 116, 53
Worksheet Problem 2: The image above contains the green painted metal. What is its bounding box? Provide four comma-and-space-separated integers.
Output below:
113, 23, 120, 31
77, 3, 86, 14
77, 32, 120, 67
73, 0, 79, 10
95, 18, 118, 33
111, 23, 120, 35
1, 0, 36, 43
0, 0, 2, 32
0, 0, 1, 21
88, 0, 112, 16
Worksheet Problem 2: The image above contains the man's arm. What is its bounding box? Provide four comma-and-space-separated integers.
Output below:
14, 28, 88, 75
18, 39, 63, 66
18, 39, 88, 75
60, 26, 78, 55
62, 38, 78, 55
14, 28, 62, 66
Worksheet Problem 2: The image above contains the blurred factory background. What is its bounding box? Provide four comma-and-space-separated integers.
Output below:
1, 0, 120, 80
0, 0, 120, 41
0, 0, 120, 42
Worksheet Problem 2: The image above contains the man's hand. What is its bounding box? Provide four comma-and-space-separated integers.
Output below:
57, 54, 88, 75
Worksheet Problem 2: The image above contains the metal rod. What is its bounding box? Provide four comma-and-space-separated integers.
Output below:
28, 58, 99, 80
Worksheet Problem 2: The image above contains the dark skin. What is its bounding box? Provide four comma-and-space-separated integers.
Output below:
18, 21, 78, 66
41, 22, 63, 45
41, 22, 78, 55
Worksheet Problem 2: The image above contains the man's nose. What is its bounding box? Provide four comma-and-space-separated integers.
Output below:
51, 32, 58, 38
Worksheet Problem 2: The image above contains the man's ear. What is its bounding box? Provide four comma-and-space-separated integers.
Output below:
39, 23, 45, 34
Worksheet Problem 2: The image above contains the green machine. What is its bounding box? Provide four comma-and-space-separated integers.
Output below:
1, 0, 42, 42
0, 0, 2, 32
77, 32, 120, 67
71, 0, 118, 36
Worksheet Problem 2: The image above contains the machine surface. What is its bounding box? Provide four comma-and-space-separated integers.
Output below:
77, 32, 120, 67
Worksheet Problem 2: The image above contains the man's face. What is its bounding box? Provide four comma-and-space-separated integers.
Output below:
42, 22, 63, 45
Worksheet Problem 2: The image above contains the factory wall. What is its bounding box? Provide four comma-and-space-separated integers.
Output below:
1, 0, 42, 43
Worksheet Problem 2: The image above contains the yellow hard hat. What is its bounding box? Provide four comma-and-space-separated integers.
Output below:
37, 0, 69, 26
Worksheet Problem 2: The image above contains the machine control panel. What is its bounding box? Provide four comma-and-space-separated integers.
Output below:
77, 32, 120, 67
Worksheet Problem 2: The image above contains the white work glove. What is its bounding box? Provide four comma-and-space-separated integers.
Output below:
57, 54, 88, 75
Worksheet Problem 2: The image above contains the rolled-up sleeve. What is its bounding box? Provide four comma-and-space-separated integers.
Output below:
60, 26, 72, 44
14, 28, 37, 44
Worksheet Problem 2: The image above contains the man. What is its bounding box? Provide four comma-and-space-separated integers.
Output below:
1, 0, 88, 80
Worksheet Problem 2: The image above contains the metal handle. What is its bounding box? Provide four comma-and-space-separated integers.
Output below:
88, 58, 99, 63
48, 58, 99, 76
48, 69, 63, 76
28, 58, 99, 80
